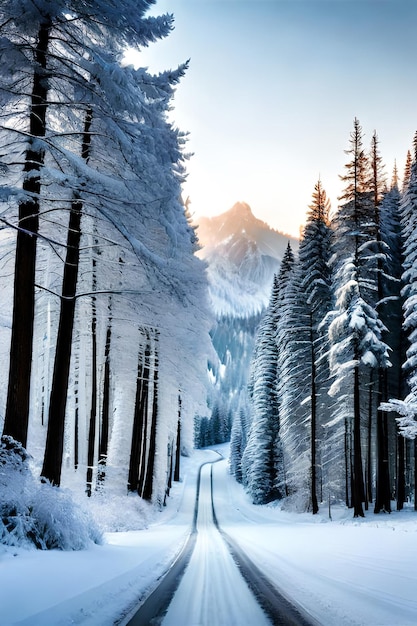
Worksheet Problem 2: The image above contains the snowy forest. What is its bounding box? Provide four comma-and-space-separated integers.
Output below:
231, 118, 417, 518
0, 0, 213, 549
3, 0, 417, 558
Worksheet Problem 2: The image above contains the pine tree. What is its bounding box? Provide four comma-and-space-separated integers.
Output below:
298, 179, 332, 513
1, 0, 173, 450
329, 119, 390, 517
369, 131, 387, 207
242, 244, 295, 504
402, 150, 412, 194
276, 260, 311, 508
368, 131, 392, 514
1, 2, 213, 509
242, 298, 279, 503
379, 176, 405, 509
397, 142, 417, 448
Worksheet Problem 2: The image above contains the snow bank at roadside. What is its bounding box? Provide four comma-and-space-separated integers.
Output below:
213, 444, 417, 626
0, 448, 217, 626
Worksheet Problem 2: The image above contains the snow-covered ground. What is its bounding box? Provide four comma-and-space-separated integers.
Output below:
1, 445, 417, 625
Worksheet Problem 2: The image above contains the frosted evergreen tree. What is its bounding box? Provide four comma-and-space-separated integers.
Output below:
329, 118, 390, 517
297, 180, 332, 513
367, 130, 393, 514
276, 259, 311, 509
229, 393, 249, 483
0, 0, 173, 450
0, 1, 213, 513
242, 278, 281, 504
379, 174, 405, 508
385, 144, 417, 453
242, 244, 295, 504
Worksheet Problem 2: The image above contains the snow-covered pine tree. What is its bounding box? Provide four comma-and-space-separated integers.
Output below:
298, 179, 333, 513
329, 118, 390, 518
379, 173, 406, 509
229, 392, 249, 483
0, 0, 173, 449
242, 244, 295, 504
397, 141, 417, 423
0, 1, 213, 515
242, 284, 280, 504
276, 257, 312, 510
368, 131, 393, 514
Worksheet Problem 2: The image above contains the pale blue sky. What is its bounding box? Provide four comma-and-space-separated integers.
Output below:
132, 0, 417, 236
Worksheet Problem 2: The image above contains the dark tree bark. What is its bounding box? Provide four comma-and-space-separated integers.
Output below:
97, 317, 112, 486
352, 365, 365, 517
365, 374, 373, 509
396, 433, 405, 511
74, 396, 79, 471
344, 418, 350, 508
86, 286, 97, 497
414, 440, 417, 512
3, 20, 51, 447
128, 348, 146, 493
143, 345, 159, 502
174, 397, 181, 483
167, 441, 173, 493
374, 368, 391, 513
41, 109, 92, 486
309, 317, 319, 514
136, 342, 151, 496
374, 406, 391, 513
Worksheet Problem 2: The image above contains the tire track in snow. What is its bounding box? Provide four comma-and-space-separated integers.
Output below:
210, 465, 320, 626
124, 454, 318, 626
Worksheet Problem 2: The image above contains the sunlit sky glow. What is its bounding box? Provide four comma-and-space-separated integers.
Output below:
130, 0, 417, 237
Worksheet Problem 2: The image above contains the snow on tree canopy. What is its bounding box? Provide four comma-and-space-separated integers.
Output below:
0, 0, 213, 539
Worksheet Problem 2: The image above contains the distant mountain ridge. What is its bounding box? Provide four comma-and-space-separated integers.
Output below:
195, 202, 298, 317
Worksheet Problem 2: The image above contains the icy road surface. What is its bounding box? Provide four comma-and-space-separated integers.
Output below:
161, 462, 271, 626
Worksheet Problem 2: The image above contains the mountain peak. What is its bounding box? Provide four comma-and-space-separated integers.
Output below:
194, 202, 298, 317
229, 201, 253, 218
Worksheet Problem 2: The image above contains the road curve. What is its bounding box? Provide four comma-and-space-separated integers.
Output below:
124, 457, 319, 626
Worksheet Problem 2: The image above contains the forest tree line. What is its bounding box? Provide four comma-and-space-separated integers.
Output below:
0, 0, 212, 544
231, 118, 417, 517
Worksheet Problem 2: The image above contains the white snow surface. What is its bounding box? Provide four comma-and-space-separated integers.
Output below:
1, 445, 417, 626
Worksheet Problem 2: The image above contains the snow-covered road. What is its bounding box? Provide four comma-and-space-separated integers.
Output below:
2, 446, 417, 625
161, 462, 271, 626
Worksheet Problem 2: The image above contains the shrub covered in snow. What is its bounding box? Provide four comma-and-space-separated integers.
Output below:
83, 491, 153, 533
0, 436, 102, 550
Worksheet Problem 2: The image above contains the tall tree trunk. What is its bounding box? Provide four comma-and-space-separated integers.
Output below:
366, 373, 373, 508
86, 283, 97, 497
74, 395, 79, 471
143, 343, 159, 502
3, 20, 51, 447
396, 433, 405, 510
344, 418, 350, 508
137, 341, 151, 496
97, 315, 112, 487
128, 348, 146, 493
353, 365, 365, 517
41, 109, 92, 486
374, 370, 391, 513
167, 440, 173, 494
174, 396, 181, 483
310, 316, 318, 514
414, 440, 417, 512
